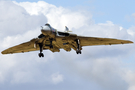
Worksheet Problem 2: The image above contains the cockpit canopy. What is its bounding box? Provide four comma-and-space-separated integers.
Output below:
42, 23, 56, 32
41, 23, 74, 37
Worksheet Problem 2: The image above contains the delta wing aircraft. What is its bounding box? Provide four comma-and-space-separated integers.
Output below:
1, 24, 133, 57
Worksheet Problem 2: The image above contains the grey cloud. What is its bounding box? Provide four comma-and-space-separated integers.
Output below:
0, 1, 47, 38
13, 1, 93, 30
54, 53, 129, 90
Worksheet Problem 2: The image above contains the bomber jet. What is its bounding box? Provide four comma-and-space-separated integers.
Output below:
1, 23, 133, 57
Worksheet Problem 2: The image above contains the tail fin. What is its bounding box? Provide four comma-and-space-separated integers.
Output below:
65, 26, 72, 32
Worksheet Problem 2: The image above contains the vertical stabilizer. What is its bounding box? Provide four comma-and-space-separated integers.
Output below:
65, 26, 72, 32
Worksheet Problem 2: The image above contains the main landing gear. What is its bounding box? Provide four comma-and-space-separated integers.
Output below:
38, 38, 54, 58
75, 39, 82, 54
38, 43, 44, 57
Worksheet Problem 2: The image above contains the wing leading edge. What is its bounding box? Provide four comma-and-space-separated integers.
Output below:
1, 37, 61, 54
1, 38, 40, 54
78, 36, 133, 46
1, 36, 133, 55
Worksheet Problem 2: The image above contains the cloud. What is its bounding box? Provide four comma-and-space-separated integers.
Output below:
0, 1, 46, 38
132, 13, 135, 20
13, 1, 93, 30
51, 72, 63, 84
0, 1, 135, 90
122, 69, 135, 90
55, 54, 129, 90
128, 26, 135, 37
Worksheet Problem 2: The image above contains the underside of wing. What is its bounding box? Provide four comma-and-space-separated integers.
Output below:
1, 38, 40, 54
44, 40, 61, 53
78, 36, 133, 46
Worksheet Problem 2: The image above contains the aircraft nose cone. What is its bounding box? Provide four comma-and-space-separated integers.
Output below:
41, 30, 46, 35
41, 30, 47, 34
41, 29, 51, 35
41, 30, 44, 33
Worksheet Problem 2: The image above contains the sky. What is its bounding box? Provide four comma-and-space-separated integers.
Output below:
0, 0, 135, 90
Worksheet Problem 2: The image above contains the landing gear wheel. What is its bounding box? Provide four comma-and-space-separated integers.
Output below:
76, 50, 82, 54
79, 50, 82, 54
41, 53, 44, 57
38, 53, 44, 57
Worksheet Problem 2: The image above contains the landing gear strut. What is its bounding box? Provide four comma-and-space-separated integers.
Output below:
75, 39, 82, 54
38, 43, 44, 57
37, 38, 53, 58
